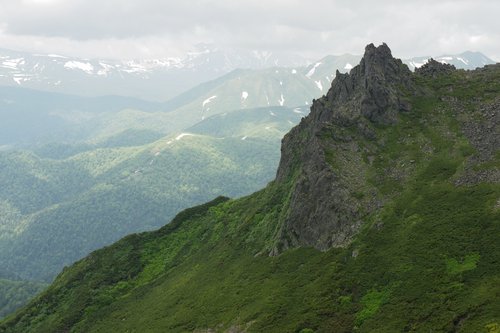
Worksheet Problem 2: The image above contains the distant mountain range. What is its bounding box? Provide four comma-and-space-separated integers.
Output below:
0, 46, 495, 101
404, 51, 495, 70
0, 45, 309, 101
2, 48, 493, 149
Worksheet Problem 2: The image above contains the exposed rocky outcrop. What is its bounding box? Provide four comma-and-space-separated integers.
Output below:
455, 97, 500, 186
415, 58, 456, 77
273, 43, 414, 253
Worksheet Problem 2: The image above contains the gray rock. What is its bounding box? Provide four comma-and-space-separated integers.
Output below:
415, 58, 456, 77
273, 43, 412, 253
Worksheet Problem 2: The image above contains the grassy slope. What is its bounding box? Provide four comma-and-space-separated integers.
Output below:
2, 68, 499, 332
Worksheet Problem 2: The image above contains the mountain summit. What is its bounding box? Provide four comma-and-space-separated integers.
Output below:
1, 44, 499, 333
274, 43, 415, 252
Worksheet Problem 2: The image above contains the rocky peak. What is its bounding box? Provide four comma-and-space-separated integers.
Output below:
272, 43, 413, 253
415, 58, 456, 77
313, 42, 413, 126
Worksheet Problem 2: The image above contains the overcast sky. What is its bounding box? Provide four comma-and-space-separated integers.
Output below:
0, 0, 498, 61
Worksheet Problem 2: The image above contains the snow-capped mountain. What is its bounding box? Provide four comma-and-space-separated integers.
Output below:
404, 51, 494, 71
0, 45, 495, 102
0, 45, 309, 101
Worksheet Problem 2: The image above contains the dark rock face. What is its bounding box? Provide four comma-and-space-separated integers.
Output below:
415, 58, 456, 77
455, 97, 500, 186
273, 43, 413, 253
317, 43, 413, 126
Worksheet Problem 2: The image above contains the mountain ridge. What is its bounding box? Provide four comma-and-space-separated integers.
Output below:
1, 43, 499, 332
1, 45, 494, 101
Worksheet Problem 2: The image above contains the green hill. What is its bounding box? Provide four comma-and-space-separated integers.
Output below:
1, 43, 498, 332
0, 107, 300, 282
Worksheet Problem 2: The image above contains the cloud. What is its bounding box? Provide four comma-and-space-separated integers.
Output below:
0, 0, 498, 60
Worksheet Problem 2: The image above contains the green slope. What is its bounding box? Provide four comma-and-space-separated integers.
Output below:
1, 45, 498, 332
0, 106, 305, 282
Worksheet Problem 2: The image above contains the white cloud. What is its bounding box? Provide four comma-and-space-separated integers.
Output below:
0, 0, 498, 61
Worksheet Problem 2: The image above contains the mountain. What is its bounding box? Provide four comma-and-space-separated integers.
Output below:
0, 105, 304, 283
0, 103, 305, 318
0, 58, 351, 149
0, 45, 309, 101
2, 44, 493, 102
2, 43, 498, 332
405, 51, 495, 70
0, 86, 163, 148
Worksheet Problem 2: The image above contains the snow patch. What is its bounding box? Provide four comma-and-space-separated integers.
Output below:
292, 69, 297, 74
202, 95, 217, 107
241, 91, 249, 101
64, 61, 94, 74
315, 80, 323, 91
306, 62, 322, 78
293, 108, 304, 114
47, 54, 68, 58
409, 60, 427, 69
278, 94, 285, 106
120, 61, 149, 73
175, 133, 195, 141
279, 81, 283, 86
12, 74, 30, 85
241, 136, 247, 141
344, 63, 353, 70
456, 57, 469, 65
97, 62, 114, 76
269, 111, 276, 116
2, 58, 25, 70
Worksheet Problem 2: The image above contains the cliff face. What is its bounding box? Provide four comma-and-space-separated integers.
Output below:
274, 43, 421, 252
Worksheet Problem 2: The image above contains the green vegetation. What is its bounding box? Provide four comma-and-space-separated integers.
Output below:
0, 131, 286, 282
447, 253, 481, 275
0, 280, 47, 320
1, 63, 499, 332
0, 103, 304, 295
356, 289, 389, 325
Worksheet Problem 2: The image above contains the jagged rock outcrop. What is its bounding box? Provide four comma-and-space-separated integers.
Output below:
415, 58, 456, 77
273, 43, 414, 253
